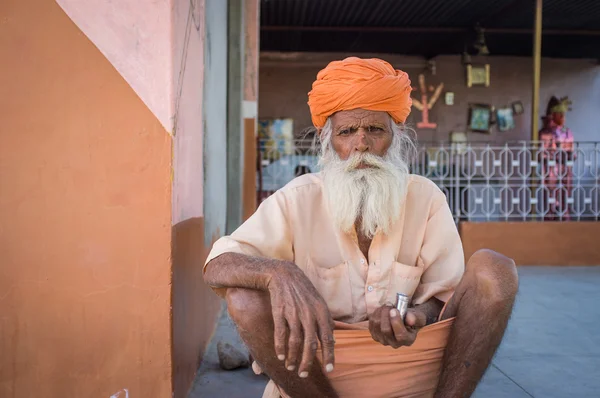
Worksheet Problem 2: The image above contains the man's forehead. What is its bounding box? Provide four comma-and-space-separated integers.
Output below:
331, 109, 391, 126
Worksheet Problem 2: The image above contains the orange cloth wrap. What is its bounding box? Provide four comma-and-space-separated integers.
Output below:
264, 318, 455, 398
307, 57, 413, 128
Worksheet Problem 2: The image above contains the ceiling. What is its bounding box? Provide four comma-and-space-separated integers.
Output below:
260, 0, 600, 59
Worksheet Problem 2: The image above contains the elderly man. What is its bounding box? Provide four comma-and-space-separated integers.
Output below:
204, 57, 518, 398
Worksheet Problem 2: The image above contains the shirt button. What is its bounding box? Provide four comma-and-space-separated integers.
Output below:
360, 259, 365, 264
367, 285, 374, 292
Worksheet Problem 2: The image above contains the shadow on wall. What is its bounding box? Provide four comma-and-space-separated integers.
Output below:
171, 217, 221, 398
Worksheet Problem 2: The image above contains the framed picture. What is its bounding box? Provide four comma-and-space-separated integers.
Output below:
496, 107, 515, 131
258, 118, 294, 160
511, 101, 524, 115
467, 103, 492, 133
466, 64, 490, 87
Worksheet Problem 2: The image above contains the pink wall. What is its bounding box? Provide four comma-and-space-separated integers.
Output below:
56, 0, 174, 133
172, 0, 206, 223
55, 0, 210, 222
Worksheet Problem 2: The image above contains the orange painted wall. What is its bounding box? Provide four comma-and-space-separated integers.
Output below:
0, 0, 173, 397
243, 119, 258, 220
459, 222, 600, 266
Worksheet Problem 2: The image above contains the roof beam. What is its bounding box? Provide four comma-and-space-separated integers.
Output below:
261, 26, 600, 36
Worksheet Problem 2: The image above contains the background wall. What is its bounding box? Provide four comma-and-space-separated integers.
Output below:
0, 0, 172, 396
259, 52, 600, 143
460, 222, 600, 266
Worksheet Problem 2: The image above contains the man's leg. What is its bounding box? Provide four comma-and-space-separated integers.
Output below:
436, 249, 518, 398
226, 288, 338, 398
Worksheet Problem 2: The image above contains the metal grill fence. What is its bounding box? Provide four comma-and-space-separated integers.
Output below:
257, 139, 600, 222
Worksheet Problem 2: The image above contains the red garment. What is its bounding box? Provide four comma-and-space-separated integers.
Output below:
539, 125, 575, 220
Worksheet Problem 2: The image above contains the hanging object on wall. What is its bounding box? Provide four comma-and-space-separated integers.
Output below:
467, 103, 492, 133
445, 92, 455, 106
497, 107, 516, 131
461, 24, 491, 88
258, 118, 294, 160
466, 64, 490, 87
412, 74, 444, 129
511, 101, 524, 115
473, 24, 490, 56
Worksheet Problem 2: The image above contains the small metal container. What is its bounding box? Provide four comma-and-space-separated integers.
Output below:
395, 293, 410, 321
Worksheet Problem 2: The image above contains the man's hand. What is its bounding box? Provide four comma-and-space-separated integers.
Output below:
267, 265, 336, 378
368, 305, 427, 348
204, 253, 336, 379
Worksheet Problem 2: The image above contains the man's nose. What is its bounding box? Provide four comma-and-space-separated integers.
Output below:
354, 129, 370, 153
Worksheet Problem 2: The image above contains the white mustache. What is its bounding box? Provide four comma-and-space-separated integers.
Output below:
345, 153, 387, 171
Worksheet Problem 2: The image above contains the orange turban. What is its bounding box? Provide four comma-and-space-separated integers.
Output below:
307, 57, 413, 128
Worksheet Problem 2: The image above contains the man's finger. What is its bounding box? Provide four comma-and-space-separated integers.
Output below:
285, 312, 302, 371
389, 308, 409, 342
369, 307, 383, 343
317, 315, 335, 373
272, 307, 288, 361
405, 308, 427, 329
298, 319, 318, 378
379, 306, 394, 346
368, 307, 377, 333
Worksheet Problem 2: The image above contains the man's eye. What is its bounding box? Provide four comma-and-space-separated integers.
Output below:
339, 129, 351, 135
369, 126, 384, 133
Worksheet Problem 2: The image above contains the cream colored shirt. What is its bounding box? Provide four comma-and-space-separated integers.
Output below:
205, 173, 465, 323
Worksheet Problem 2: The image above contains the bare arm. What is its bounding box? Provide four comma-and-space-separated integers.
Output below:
204, 252, 336, 383
204, 252, 285, 295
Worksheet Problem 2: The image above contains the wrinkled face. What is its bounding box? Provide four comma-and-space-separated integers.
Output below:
319, 109, 412, 238
552, 112, 565, 126
329, 109, 393, 164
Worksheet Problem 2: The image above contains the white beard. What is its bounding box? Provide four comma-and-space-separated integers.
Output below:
320, 139, 410, 239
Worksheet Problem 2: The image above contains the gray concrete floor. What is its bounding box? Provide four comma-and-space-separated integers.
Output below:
189, 266, 600, 398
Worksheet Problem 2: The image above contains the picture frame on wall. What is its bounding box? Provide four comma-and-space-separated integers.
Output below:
466, 64, 490, 87
496, 107, 515, 131
511, 101, 524, 115
467, 103, 492, 133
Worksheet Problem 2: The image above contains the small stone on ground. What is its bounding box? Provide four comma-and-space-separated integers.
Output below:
217, 340, 250, 370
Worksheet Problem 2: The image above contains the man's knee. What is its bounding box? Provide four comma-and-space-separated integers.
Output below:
467, 249, 518, 302
226, 288, 272, 330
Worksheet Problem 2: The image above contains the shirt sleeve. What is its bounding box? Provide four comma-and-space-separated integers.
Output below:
413, 192, 465, 304
203, 190, 294, 271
